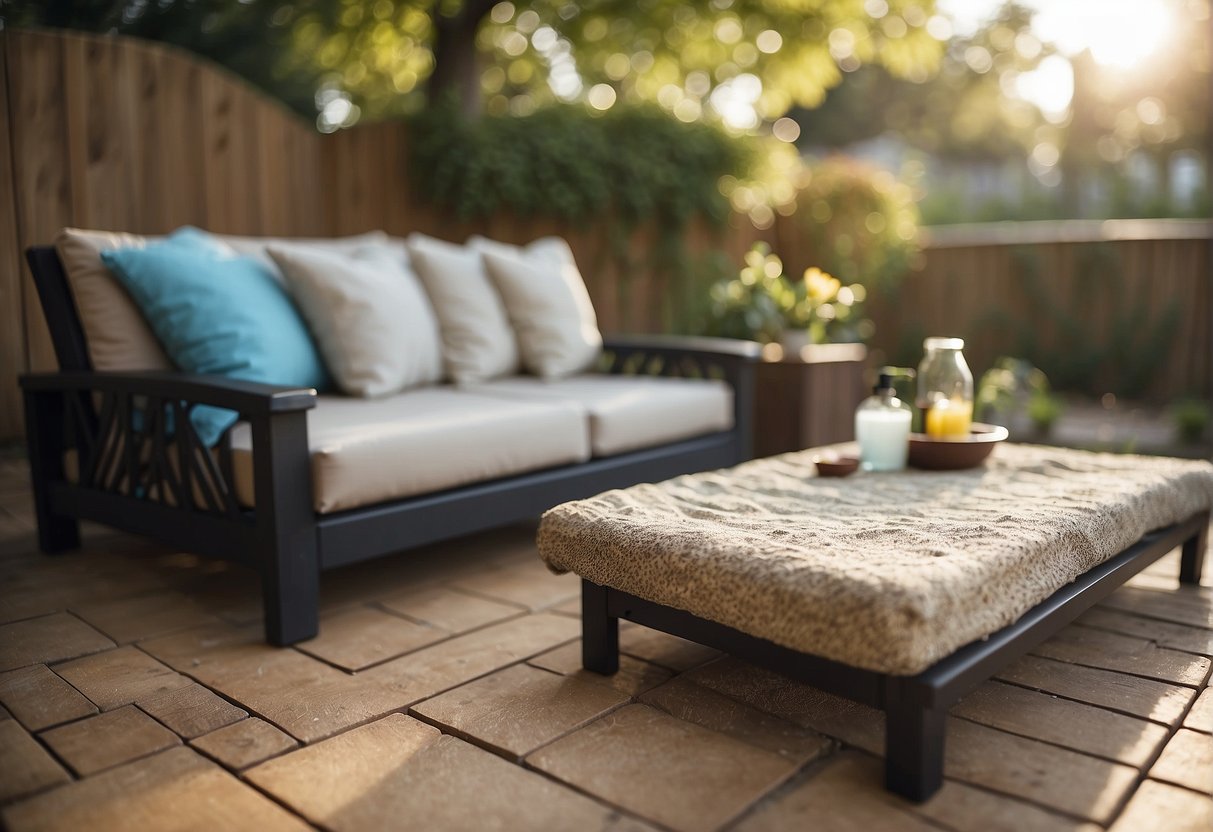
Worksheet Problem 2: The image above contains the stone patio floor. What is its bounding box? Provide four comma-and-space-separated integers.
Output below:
0, 451, 1209, 831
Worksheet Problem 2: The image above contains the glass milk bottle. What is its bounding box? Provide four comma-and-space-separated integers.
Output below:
916, 337, 974, 438
855, 372, 912, 471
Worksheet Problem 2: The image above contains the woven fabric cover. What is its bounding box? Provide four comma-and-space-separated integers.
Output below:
538, 444, 1213, 675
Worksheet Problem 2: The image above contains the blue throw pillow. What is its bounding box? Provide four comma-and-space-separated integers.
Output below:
101, 227, 329, 446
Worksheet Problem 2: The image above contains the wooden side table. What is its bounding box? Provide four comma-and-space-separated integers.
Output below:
753, 343, 869, 458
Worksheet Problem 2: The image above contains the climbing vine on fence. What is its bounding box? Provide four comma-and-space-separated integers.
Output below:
407, 104, 747, 332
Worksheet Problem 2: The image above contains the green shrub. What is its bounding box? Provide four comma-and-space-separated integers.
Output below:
1027, 390, 1064, 435
792, 156, 919, 292
1172, 399, 1211, 444
408, 103, 745, 227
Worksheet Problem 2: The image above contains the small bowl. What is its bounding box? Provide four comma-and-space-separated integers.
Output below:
815, 455, 860, 478
908, 423, 1009, 471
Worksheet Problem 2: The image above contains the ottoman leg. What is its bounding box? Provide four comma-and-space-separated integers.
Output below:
884, 702, 946, 802
582, 580, 619, 675
1180, 513, 1208, 585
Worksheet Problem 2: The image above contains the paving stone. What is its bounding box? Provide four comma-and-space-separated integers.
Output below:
529, 703, 799, 832
953, 680, 1169, 766
1149, 728, 1213, 793
0, 613, 115, 672
1101, 584, 1213, 630
142, 624, 411, 743
739, 751, 1099, 832
0, 720, 70, 803
1185, 687, 1213, 734
53, 645, 191, 711
1032, 625, 1211, 687
0, 665, 97, 731
550, 596, 582, 617
619, 625, 720, 672
412, 664, 629, 758
452, 559, 579, 610
1, 746, 310, 831
40, 704, 179, 776
250, 719, 644, 832
998, 655, 1196, 725
684, 657, 1138, 824
1110, 779, 1213, 832
68, 591, 224, 644
377, 586, 520, 634
296, 606, 448, 671
1078, 607, 1213, 656
640, 677, 833, 764
360, 613, 580, 707
913, 777, 1103, 832
734, 751, 941, 832
191, 717, 297, 771
528, 640, 674, 697
136, 682, 247, 739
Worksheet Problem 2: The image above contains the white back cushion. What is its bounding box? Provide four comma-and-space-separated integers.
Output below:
268, 243, 443, 397
405, 233, 519, 384
475, 237, 602, 379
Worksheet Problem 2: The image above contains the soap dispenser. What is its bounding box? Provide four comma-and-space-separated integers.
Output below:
855, 372, 912, 472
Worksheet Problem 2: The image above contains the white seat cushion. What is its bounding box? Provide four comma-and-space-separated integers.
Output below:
230, 389, 590, 513
469, 375, 734, 457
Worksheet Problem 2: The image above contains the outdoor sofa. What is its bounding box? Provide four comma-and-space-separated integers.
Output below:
20, 228, 759, 645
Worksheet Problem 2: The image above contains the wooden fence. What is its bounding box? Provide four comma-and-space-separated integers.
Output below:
865, 221, 1212, 403
2, 28, 1209, 440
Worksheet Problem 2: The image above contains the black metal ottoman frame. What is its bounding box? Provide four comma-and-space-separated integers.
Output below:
580, 510, 1209, 802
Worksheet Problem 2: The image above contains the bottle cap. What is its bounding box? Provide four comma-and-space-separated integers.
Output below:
924, 336, 964, 351
874, 372, 894, 394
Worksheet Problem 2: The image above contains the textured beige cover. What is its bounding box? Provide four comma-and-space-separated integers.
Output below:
538, 444, 1213, 675
480, 245, 602, 379
230, 389, 590, 513
54, 228, 172, 371
268, 244, 443, 396
472, 375, 733, 456
406, 233, 519, 384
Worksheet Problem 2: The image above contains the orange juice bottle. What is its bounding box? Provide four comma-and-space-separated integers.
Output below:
916, 337, 974, 438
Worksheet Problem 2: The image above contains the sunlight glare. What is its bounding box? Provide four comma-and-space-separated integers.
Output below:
1015, 54, 1074, 121
1032, 0, 1174, 68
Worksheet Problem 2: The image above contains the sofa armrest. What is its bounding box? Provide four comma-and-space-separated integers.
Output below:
20, 371, 316, 520
601, 334, 763, 363
600, 334, 760, 460
20, 371, 317, 416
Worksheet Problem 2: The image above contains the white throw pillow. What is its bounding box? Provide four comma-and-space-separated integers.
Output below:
477, 238, 602, 379
405, 233, 520, 384
268, 244, 444, 397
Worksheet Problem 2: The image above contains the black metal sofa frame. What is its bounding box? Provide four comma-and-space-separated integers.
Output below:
581, 511, 1209, 802
20, 246, 760, 646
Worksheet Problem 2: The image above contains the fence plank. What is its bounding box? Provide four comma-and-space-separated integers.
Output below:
0, 35, 29, 437
7, 30, 71, 376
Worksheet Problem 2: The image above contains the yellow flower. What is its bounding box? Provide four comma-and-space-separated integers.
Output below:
804, 267, 840, 303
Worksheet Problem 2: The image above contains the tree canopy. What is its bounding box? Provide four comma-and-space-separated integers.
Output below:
9, 0, 946, 127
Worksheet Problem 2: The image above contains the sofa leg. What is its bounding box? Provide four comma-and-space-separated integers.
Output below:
252, 410, 319, 646
263, 541, 319, 646
1180, 512, 1209, 585
24, 389, 80, 554
884, 700, 947, 802
582, 580, 619, 675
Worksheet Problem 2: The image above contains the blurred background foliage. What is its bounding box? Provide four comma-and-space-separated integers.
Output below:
9, 0, 1207, 227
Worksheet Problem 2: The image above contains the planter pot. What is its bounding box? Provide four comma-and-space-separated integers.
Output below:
753, 343, 869, 457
